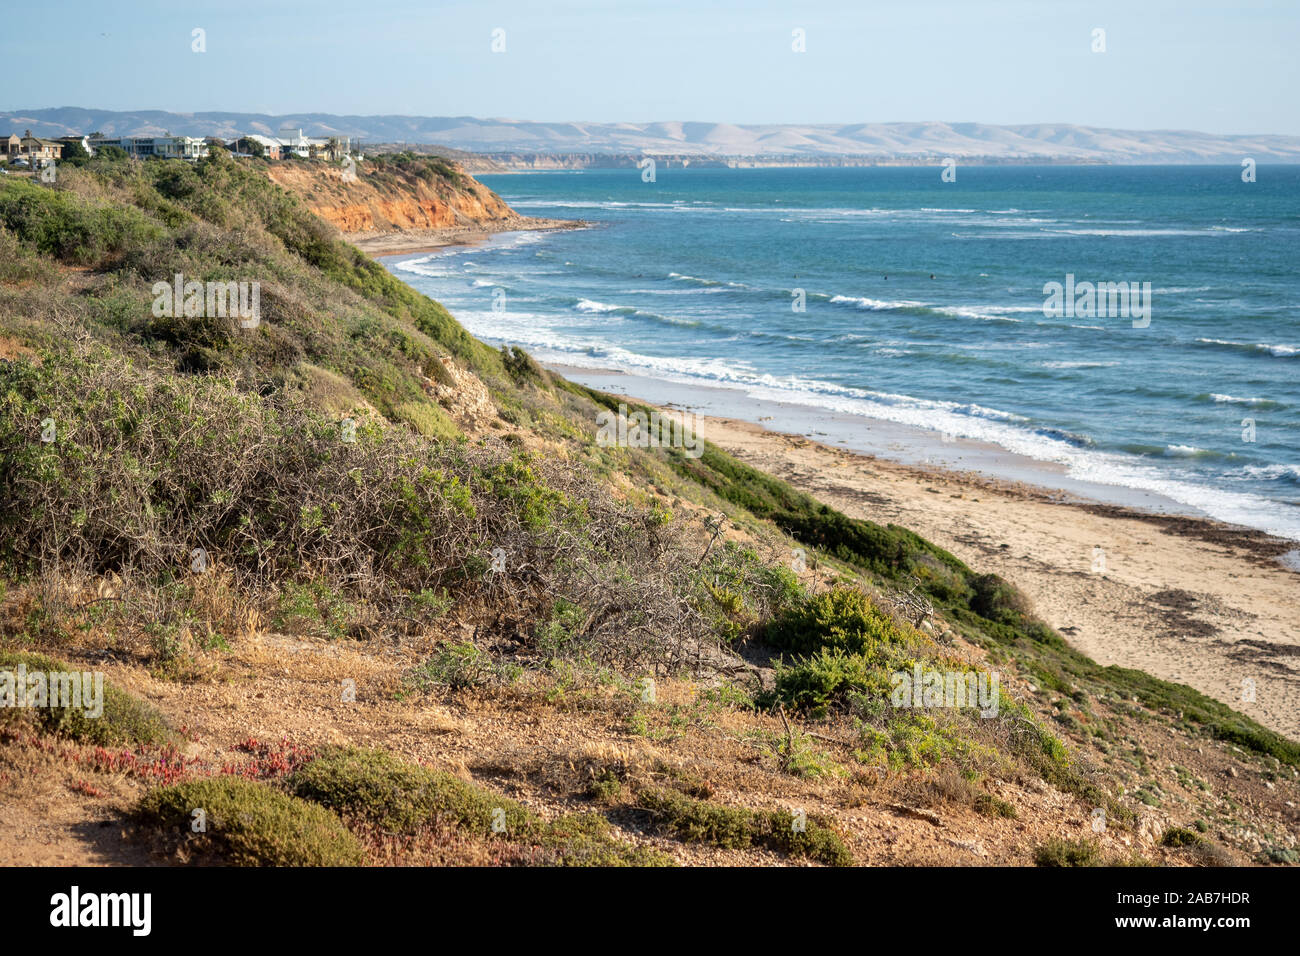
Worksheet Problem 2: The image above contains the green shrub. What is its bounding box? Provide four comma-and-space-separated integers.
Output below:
973, 792, 1018, 819
404, 642, 518, 692
761, 647, 884, 718
0, 650, 173, 745
697, 544, 803, 643
395, 400, 460, 441
534, 598, 588, 659
761, 727, 842, 779
1257, 846, 1299, 865
0, 179, 162, 265
635, 787, 852, 866
660, 439, 971, 586
855, 711, 987, 772
135, 777, 366, 866
0, 346, 697, 670
290, 745, 534, 836
1159, 826, 1204, 848
764, 586, 909, 656
272, 580, 352, 640
541, 812, 674, 867
584, 768, 623, 803
970, 573, 1036, 626
291, 747, 671, 865
0, 225, 58, 283
500, 345, 549, 388
1034, 837, 1101, 867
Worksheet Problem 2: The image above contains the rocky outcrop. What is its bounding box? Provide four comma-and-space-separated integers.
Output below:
424, 356, 496, 428
264, 160, 521, 237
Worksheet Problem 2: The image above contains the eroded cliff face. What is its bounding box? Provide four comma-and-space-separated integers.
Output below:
264, 160, 520, 235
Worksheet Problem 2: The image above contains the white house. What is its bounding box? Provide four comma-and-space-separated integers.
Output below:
229, 134, 282, 159
276, 126, 353, 161
88, 134, 209, 161
277, 126, 312, 158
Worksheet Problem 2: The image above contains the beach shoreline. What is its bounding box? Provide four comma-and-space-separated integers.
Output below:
700, 412, 1299, 741
349, 216, 589, 257
542, 362, 1299, 740
542, 362, 1300, 540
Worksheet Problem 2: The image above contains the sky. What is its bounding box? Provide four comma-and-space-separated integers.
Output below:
2, 0, 1297, 133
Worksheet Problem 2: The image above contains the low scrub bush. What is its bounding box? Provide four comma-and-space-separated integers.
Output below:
635, 787, 852, 866
1159, 826, 1203, 848
0, 650, 173, 745
0, 179, 162, 266
135, 777, 366, 866
290, 745, 535, 836
0, 345, 708, 670
1034, 837, 1101, 867
761, 647, 885, 718
290, 746, 671, 866
764, 586, 913, 656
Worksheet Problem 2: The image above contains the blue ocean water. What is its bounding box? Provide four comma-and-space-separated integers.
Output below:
385, 166, 1300, 540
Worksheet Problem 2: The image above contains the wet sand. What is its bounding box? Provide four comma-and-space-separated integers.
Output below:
350, 217, 588, 256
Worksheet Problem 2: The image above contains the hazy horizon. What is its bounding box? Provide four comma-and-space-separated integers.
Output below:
3, 0, 1298, 136
8, 107, 1300, 138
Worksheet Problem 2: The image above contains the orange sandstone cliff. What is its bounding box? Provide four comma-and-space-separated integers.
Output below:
263, 157, 524, 236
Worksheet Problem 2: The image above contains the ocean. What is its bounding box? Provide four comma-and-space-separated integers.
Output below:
383, 165, 1300, 542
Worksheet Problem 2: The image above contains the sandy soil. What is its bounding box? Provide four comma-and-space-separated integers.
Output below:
688, 414, 1300, 742
349, 217, 588, 257
8, 630, 1283, 867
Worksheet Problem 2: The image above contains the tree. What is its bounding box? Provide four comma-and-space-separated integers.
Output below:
95, 145, 129, 162
243, 137, 265, 158
61, 139, 91, 166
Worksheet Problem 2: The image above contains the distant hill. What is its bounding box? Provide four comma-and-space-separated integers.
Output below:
4, 107, 1300, 163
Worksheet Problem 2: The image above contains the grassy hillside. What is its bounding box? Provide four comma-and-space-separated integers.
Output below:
1, 150, 1295, 867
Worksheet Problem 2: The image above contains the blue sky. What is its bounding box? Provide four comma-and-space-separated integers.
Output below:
3, 0, 1297, 133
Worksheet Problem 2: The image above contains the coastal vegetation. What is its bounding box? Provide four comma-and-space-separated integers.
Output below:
0, 149, 1293, 866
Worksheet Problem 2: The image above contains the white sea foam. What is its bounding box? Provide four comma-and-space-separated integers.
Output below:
575, 299, 626, 313
1041, 360, 1118, 369
829, 295, 926, 310
1056, 227, 1241, 237
1241, 464, 1300, 482
933, 305, 1027, 322
668, 272, 721, 286
1196, 338, 1299, 358
1208, 393, 1273, 406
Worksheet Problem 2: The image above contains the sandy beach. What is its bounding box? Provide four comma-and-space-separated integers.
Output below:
678, 411, 1300, 740
349, 217, 588, 256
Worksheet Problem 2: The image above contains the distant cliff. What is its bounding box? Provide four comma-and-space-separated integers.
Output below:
264, 156, 521, 236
